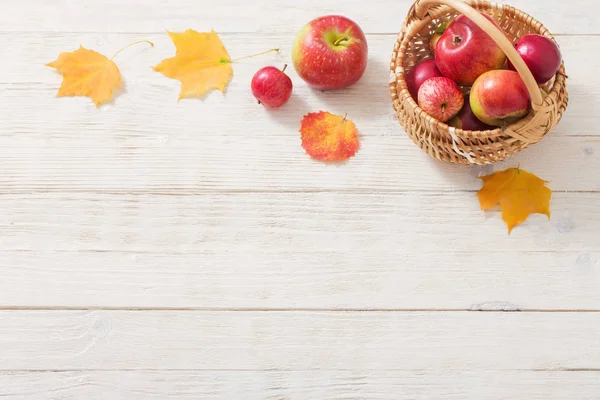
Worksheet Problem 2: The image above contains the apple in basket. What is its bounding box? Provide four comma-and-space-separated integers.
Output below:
448, 93, 494, 131
435, 13, 506, 86
470, 70, 531, 127
405, 59, 443, 100
509, 33, 562, 84
417, 76, 464, 122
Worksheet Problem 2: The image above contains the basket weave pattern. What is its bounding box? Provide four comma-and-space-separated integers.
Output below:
389, 0, 569, 165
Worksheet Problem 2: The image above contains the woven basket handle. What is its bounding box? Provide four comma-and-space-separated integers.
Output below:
415, 0, 544, 107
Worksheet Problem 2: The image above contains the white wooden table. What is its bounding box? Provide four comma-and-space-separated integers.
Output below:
1, 0, 599, 398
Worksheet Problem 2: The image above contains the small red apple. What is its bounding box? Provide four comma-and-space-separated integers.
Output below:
417, 77, 464, 122
405, 59, 443, 101
508, 34, 562, 84
470, 70, 531, 126
251, 65, 293, 109
291, 15, 368, 90
435, 13, 506, 85
448, 94, 494, 131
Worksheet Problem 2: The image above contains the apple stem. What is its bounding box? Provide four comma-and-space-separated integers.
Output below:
230, 48, 279, 62
110, 40, 154, 60
282, 64, 288, 72
342, 113, 347, 122
333, 37, 349, 46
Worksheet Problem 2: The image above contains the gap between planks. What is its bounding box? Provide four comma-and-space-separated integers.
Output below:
0, 306, 600, 312
0, 189, 599, 196
2, 368, 600, 372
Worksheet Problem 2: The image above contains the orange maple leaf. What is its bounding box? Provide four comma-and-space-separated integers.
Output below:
477, 167, 552, 233
46, 41, 153, 107
46, 46, 122, 107
300, 111, 360, 161
153, 29, 234, 100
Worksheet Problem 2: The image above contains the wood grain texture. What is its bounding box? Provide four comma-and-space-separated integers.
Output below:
1, 250, 598, 310
0, 134, 597, 193
0, 192, 596, 254
0, 191, 598, 309
0, 310, 599, 370
1, 0, 597, 34
1, 370, 599, 399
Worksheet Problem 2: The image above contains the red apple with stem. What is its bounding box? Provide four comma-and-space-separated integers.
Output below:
508, 34, 562, 84
251, 65, 293, 109
435, 13, 506, 86
470, 70, 531, 127
291, 15, 368, 90
405, 59, 443, 101
448, 93, 494, 131
417, 77, 464, 122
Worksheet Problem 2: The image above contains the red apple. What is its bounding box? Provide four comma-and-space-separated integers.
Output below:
508, 34, 562, 84
435, 13, 506, 85
251, 65, 293, 109
405, 59, 443, 100
470, 70, 531, 126
448, 94, 494, 131
417, 77, 464, 122
291, 15, 368, 90
429, 22, 448, 53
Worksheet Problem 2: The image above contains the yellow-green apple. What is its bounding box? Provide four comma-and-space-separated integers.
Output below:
405, 59, 443, 100
470, 70, 531, 126
429, 22, 448, 53
417, 77, 464, 122
449, 94, 494, 131
291, 15, 368, 90
508, 34, 562, 83
435, 13, 506, 85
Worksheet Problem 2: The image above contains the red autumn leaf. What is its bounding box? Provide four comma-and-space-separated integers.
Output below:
299, 111, 360, 161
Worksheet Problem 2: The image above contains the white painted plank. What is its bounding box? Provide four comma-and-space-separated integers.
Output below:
0, 33, 596, 192
0, 0, 596, 34
1, 250, 598, 310
0, 310, 599, 370
1, 370, 599, 399
0, 193, 596, 254
2, 33, 594, 136
0, 134, 596, 193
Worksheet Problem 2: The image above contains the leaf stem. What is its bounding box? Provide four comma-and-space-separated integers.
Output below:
110, 40, 154, 60
230, 48, 279, 62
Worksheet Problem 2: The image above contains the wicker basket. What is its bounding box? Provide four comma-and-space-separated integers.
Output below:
389, 0, 569, 165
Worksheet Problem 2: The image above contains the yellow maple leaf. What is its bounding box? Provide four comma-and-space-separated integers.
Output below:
47, 41, 153, 107
153, 29, 234, 100
46, 46, 122, 107
477, 167, 552, 234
